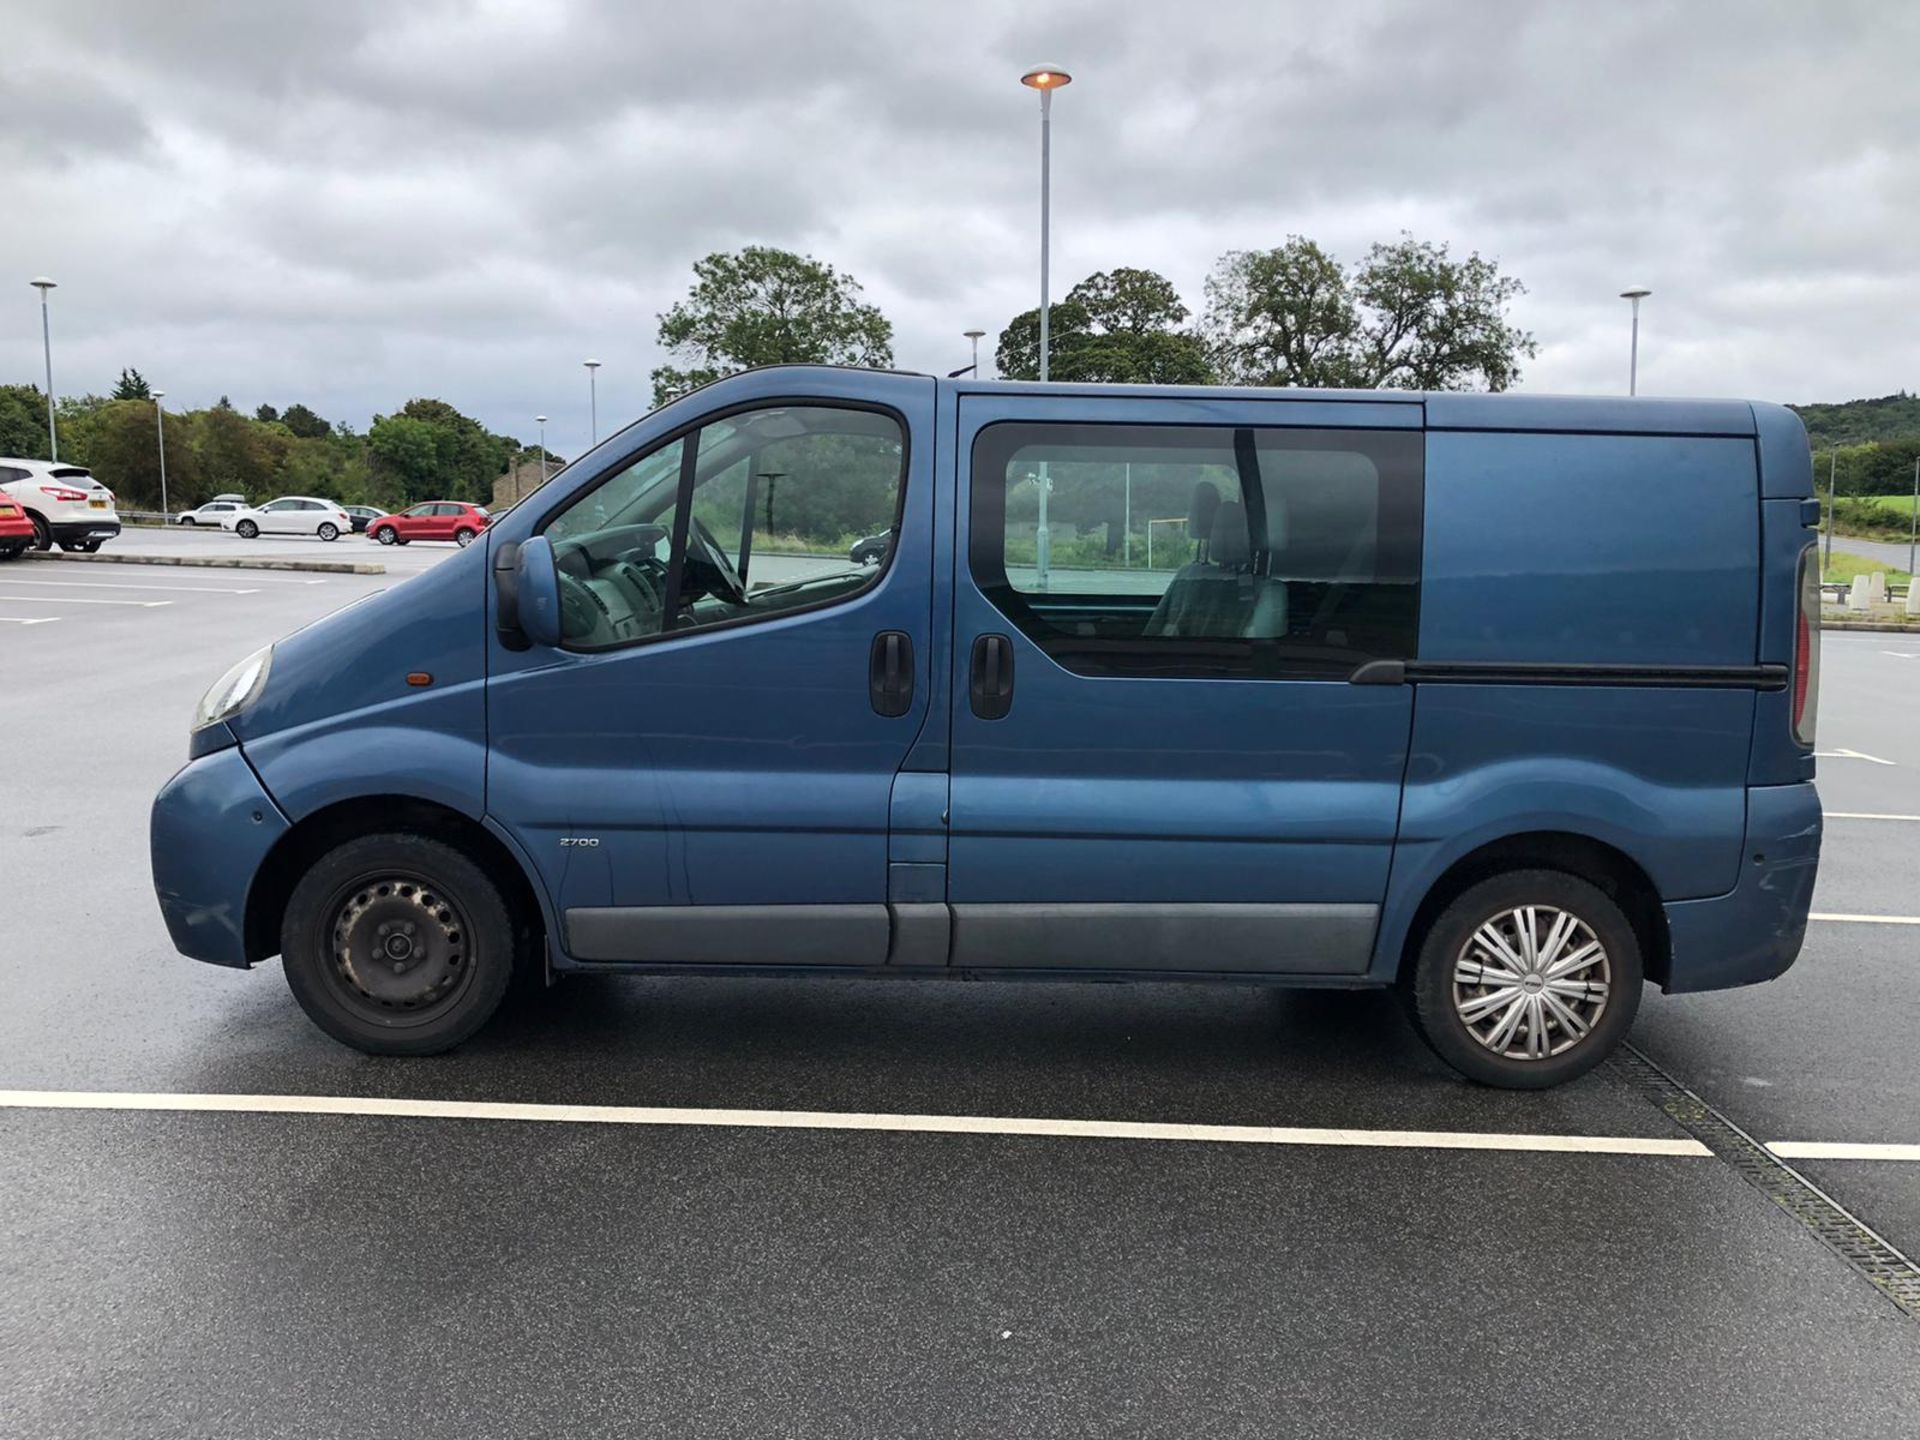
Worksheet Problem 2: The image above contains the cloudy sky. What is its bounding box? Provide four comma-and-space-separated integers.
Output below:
3, 0, 1914, 453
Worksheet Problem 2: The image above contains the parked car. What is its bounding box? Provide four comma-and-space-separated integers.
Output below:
366, 501, 490, 547
177, 500, 246, 526
0, 486, 35, 559
849, 527, 893, 566
343, 506, 388, 535
220, 496, 354, 541
0, 458, 120, 552
152, 367, 1823, 1087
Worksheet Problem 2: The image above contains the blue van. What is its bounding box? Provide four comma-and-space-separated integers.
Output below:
151, 368, 1823, 1088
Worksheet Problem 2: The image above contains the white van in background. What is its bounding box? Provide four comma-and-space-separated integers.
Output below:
0, 458, 121, 552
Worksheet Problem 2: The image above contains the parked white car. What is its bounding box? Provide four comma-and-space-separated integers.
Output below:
176, 499, 247, 526
220, 496, 354, 541
0, 457, 121, 552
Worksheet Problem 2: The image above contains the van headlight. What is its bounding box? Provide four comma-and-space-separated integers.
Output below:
193, 646, 273, 731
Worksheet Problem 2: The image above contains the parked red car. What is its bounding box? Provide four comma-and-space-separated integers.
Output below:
366, 502, 491, 548
0, 489, 34, 559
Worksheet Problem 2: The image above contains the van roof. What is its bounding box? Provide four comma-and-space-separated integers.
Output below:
943, 377, 1761, 437
679, 365, 1769, 439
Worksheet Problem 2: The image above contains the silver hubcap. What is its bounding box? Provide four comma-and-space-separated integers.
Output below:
1452, 905, 1610, 1060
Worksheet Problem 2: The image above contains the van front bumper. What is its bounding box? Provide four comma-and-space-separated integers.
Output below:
151, 743, 289, 969
1663, 781, 1822, 993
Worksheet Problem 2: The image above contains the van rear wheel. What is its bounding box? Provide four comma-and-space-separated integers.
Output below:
1402, 869, 1641, 1089
281, 833, 514, 1056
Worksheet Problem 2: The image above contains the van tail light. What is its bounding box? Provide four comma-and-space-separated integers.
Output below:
40, 486, 88, 502
1793, 543, 1820, 748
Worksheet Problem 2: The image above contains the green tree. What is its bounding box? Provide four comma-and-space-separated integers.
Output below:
651, 246, 894, 407
193, 405, 282, 496
281, 403, 331, 440
255, 403, 280, 424
0, 384, 51, 459
1203, 234, 1535, 391
996, 267, 1214, 384
112, 368, 152, 400
53, 394, 112, 466
82, 399, 202, 509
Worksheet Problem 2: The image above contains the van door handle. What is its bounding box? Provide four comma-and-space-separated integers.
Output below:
969, 633, 1015, 720
869, 631, 914, 717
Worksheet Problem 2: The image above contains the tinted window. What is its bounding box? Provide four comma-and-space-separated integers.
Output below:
545, 404, 906, 652
970, 422, 1421, 678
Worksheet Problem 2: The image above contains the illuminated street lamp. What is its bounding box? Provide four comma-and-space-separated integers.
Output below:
1019, 66, 1072, 382
1020, 66, 1070, 592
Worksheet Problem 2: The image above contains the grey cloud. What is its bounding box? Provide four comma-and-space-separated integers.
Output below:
2, 0, 1916, 453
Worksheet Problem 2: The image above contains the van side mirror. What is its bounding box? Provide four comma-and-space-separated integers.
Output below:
516, 535, 563, 648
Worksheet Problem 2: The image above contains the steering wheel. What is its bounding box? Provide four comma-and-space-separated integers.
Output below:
686, 516, 749, 606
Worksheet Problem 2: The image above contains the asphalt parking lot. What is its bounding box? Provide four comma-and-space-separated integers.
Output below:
3, 553, 1918, 1437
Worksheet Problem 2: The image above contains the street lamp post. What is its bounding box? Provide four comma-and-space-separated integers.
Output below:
30, 277, 58, 460
584, 360, 601, 445
1020, 66, 1071, 383
1908, 456, 1918, 580
535, 416, 549, 490
1021, 65, 1070, 592
963, 328, 986, 379
1620, 287, 1651, 396
1824, 449, 1837, 575
152, 390, 169, 517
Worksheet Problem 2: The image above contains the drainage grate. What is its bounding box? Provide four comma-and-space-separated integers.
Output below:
1612, 1044, 1920, 1320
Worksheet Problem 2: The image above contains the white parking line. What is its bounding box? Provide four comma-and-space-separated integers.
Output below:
1768, 1141, 1920, 1162
1815, 748, 1897, 765
1, 578, 260, 594
0, 1089, 1713, 1156
0, 595, 170, 607
1825, 812, 1920, 822
1810, 912, 1920, 926
0, 616, 58, 625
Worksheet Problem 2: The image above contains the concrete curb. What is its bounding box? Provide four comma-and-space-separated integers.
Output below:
1821, 619, 1920, 633
20, 551, 385, 576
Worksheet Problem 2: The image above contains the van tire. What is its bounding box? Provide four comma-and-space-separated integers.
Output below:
281, 832, 514, 1056
1402, 869, 1641, 1089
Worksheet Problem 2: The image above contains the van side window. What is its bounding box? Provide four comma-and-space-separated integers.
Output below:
543, 404, 906, 652
970, 422, 1422, 679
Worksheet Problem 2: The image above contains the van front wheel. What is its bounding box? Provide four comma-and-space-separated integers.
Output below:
281, 833, 514, 1056
1403, 869, 1641, 1089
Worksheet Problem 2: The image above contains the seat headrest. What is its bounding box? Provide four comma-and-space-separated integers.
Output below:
1210, 501, 1251, 567
1186, 481, 1221, 540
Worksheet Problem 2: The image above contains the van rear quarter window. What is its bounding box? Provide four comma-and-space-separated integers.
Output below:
970, 422, 1422, 679
1421, 431, 1759, 666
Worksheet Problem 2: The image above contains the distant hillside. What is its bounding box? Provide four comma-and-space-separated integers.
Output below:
1790, 392, 1920, 449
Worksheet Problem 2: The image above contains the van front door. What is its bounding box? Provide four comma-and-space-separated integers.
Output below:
485, 372, 938, 968
947, 393, 1423, 976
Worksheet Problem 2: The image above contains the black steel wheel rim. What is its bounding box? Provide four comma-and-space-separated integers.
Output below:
320, 871, 479, 1026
